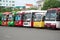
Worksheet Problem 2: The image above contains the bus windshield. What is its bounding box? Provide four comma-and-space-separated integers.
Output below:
23, 13, 32, 22
2, 15, 7, 21
8, 15, 13, 20
15, 15, 21, 21
33, 13, 42, 22
45, 10, 56, 21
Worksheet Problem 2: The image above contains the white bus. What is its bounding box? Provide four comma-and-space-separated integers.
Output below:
45, 8, 60, 29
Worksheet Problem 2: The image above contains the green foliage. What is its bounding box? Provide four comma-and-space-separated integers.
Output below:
0, 6, 13, 12
0, 6, 21, 12
41, 0, 60, 10
13, 8, 21, 12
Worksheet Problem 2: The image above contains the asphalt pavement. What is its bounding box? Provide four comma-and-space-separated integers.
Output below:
0, 26, 60, 40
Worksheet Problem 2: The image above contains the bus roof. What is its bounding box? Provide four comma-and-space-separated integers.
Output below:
18, 10, 47, 13
17, 10, 47, 15
48, 8, 60, 11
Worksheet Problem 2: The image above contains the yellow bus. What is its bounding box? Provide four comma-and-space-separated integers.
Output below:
32, 10, 47, 28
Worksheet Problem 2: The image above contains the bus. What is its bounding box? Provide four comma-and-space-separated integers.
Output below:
23, 11, 33, 27
8, 13, 14, 26
2, 12, 10, 26
45, 8, 60, 29
14, 12, 23, 26
0, 12, 2, 25
32, 10, 47, 28
23, 10, 46, 28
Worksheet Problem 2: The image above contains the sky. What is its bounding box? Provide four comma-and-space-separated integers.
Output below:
15, 0, 37, 6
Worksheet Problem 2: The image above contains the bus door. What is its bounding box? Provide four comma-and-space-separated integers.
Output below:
23, 13, 33, 27
2, 14, 8, 26
33, 12, 44, 28
56, 12, 60, 28
8, 13, 14, 26
15, 14, 23, 26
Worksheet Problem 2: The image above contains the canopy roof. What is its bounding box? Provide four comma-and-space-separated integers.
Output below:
3, 12, 11, 15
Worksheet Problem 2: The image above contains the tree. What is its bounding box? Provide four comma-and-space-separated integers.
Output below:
0, 6, 13, 12
41, 0, 60, 10
0, 6, 5, 12
13, 8, 21, 12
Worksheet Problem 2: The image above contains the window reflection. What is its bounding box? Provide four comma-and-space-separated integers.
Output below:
23, 13, 32, 22
15, 15, 21, 21
33, 13, 42, 22
8, 14, 13, 20
45, 10, 56, 21
2, 15, 7, 21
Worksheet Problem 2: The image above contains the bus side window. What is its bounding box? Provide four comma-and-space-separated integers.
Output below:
56, 12, 60, 21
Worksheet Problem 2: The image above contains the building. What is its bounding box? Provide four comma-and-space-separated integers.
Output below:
25, 4, 33, 8
37, 0, 45, 10
0, 0, 15, 7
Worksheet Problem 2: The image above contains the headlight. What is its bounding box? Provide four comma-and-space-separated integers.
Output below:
19, 22, 21, 24
26, 19, 31, 21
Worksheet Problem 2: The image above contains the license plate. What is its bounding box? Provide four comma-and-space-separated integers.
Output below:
24, 23, 28, 25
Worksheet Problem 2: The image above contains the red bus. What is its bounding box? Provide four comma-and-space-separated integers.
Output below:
2, 12, 11, 26
14, 12, 23, 26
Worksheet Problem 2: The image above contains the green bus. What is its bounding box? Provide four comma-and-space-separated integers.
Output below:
0, 12, 2, 25
8, 12, 15, 26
